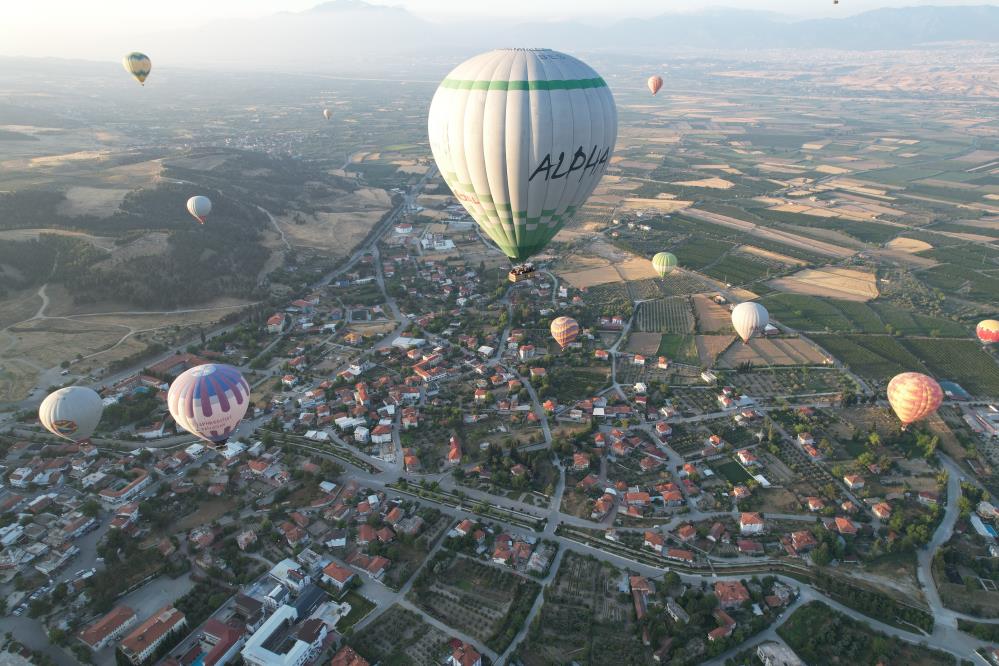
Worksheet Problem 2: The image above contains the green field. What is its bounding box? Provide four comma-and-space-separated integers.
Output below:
810, 334, 923, 381
714, 460, 753, 484
899, 339, 999, 396
764, 293, 967, 336
657, 333, 698, 364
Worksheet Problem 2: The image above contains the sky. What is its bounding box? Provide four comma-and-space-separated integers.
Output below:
3, 0, 998, 60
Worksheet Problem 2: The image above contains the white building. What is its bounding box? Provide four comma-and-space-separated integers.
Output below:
241, 605, 327, 666
185, 443, 206, 458
268, 559, 311, 593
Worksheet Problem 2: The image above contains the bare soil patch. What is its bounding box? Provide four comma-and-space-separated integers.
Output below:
718, 337, 829, 368
768, 267, 878, 302
692, 294, 731, 332
625, 332, 663, 356
886, 237, 932, 253
695, 334, 735, 366
671, 177, 734, 189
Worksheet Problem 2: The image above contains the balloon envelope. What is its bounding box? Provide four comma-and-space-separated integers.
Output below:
428, 48, 618, 262
648, 75, 663, 95
186, 196, 212, 224
652, 252, 677, 278
122, 52, 151, 85
323, 108, 332, 120
551, 316, 580, 349
39, 387, 103, 442
977, 319, 999, 344
168, 364, 250, 443
887, 372, 942, 428
731, 302, 769, 343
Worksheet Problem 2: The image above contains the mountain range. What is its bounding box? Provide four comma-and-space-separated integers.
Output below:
134, 3, 999, 72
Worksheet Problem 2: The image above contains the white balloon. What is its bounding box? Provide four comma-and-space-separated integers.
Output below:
39, 387, 104, 442
186, 195, 212, 224
731, 302, 769, 343
428, 48, 617, 261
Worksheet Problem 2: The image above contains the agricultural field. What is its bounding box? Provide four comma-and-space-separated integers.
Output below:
408, 552, 540, 653
692, 294, 732, 333
769, 267, 879, 302
625, 332, 665, 356
635, 297, 695, 333
657, 333, 700, 365
810, 334, 923, 382
349, 605, 452, 666
515, 552, 649, 666
658, 270, 713, 296
696, 334, 736, 367
713, 460, 753, 484
899, 338, 999, 396
718, 336, 831, 368
726, 367, 857, 397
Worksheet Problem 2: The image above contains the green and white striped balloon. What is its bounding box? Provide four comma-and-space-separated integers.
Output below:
428, 48, 618, 262
652, 252, 678, 277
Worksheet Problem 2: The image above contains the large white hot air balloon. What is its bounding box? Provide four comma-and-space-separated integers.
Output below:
428, 48, 618, 262
323, 108, 332, 121
168, 364, 250, 444
731, 302, 769, 343
186, 196, 212, 224
39, 387, 104, 442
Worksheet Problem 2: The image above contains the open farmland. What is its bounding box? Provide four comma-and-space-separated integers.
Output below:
762, 293, 965, 336
693, 294, 732, 332
810, 334, 923, 381
635, 297, 694, 333
696, 334, 736, 366
899, 338, 999, 396
718, 336, 831, 367
350, 605, 451, 666
769, 267, 879, 301
625, 332, 664, 356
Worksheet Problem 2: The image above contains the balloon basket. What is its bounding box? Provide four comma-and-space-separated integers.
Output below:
508, 263, 536, 283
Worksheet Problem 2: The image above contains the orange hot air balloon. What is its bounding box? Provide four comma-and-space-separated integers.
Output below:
887, 372, 943, 429
976, 319, 999, 344
550, 316, 580, 349
647, 75, 663, 96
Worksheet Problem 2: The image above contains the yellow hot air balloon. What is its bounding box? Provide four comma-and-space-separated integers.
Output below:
550, 316, 580, 349
976, 319, 999, 344
887, 372, 943, 429
122, 52, 151, 86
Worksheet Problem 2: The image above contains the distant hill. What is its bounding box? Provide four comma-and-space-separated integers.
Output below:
136, 2, 999, 72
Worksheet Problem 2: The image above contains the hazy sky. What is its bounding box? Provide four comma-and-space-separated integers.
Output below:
3, 0, 999, 60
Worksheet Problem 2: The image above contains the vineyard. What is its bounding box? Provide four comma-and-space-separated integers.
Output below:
810, 334, 923, 381
635, 297, 695, 333
763, 293, 967, 337
899, 338, 999, 396
701, 251, 774, 285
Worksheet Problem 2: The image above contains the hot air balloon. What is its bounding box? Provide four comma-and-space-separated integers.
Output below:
887, 372, 942, 429
323, 108, 332, 121
977, 319, 999, 344
186, 196, 212, 224
39, 387, 103, 443
551, 316, 580, 349
168, 364, 250, 444
648, 75, 663, 96
652, 252, 677, 278
122, 52, 151, 85
731, 302, 769, 343
428, 48, 617, 263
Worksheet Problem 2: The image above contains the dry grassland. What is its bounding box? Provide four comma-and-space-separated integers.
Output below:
696, 335, 735, 366
885, 237, 933, 253
671, 177, 734, 189
692, 294, 731, 332
718, 337, 829, 368
625, 333, 663, 356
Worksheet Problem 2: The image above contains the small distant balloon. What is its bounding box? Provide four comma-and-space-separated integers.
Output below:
122, 52, 151, 85
731, 302, 769, 343
168, 364, 251, 444
651, 252, 677, 278
39, 387, 104, 443
186, 196, 212, 224
323, 108, 332, 120
550, 316, 580, 349
648, 75, 664, 95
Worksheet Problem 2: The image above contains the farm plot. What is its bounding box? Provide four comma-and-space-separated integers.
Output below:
692, 294, 732, 333
701, 252, 774, 285
713, 460, 753, 484
768, 267, 878, 302
670, 388, 726, 418
635, 297, 695, 333
624, 332, 663, 356
658, 270, 712, 296
900, 339, 999, 396
657, 333, 700, 365
810, 334, 923, 382
349, 605, 451, 666
516, 551, 649, 666
581, 282, 633, 318
408, 553, 540, 653
869, 301, 970, 337
718, 337, 831, 368
625, 278, 665, 301
696, 334, 736, 367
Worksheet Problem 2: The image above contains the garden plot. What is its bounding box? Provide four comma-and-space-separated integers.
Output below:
350, 605, 451, 666
635, 297, 695, 334
516, 552, 649, 666
408, 553, 539, 653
